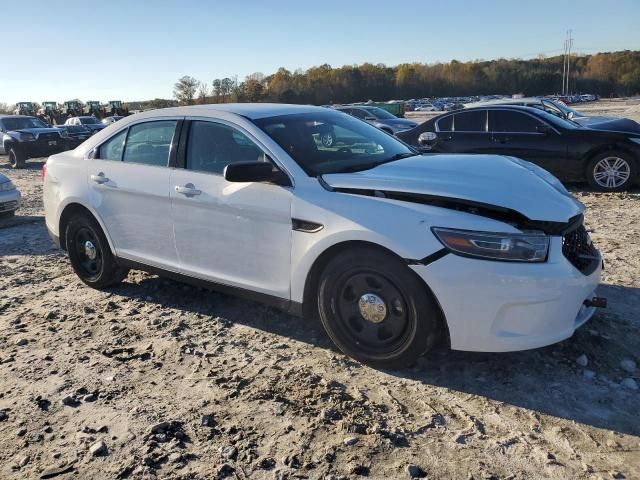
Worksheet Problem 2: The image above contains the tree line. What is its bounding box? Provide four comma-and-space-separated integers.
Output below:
174, 50, 640, 106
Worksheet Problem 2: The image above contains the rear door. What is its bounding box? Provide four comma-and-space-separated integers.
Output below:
488, 109, 567, 175
88, 119, 182, 269
449, 110, 492, 153
170, 118, 292, 299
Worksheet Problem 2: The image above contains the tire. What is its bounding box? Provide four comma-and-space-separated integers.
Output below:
64, 213, 129, 289
586, 151, 636, 192
8, 148, 26, 169
317, 247, 442, 369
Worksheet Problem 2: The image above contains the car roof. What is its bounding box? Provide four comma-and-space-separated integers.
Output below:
466, 97, 544, 108
446, 104, 546, 113
128, 103, 327, 121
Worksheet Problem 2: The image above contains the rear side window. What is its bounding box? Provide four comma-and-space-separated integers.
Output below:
454, 110, 486, 132
122, 121, 177, 167
436, 115, 453, 132
98, 129, 127, 160
490, 110, 543, 133
186, 121, 267, 175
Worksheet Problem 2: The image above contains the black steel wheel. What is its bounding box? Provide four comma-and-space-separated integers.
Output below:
318, 246, 443, 369
65, 213, 129, 289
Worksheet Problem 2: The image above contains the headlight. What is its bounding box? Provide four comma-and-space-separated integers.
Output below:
0, 180, 16, 192
629, 137, 640, 145
432, 228, 549, 262
19, 133, 36, 141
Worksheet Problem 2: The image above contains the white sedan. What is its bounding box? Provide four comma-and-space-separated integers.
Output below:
43, 104, 603, 368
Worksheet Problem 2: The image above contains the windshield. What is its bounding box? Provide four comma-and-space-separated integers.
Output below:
80, 117, 100, 124
550, 100, 582, 118
532, 109, 580, 129
1, 117, 49, 130
253, 110, 415, 176
363, 106, 396, 120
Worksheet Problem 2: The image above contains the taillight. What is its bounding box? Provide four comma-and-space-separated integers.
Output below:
42, 163, 47, 181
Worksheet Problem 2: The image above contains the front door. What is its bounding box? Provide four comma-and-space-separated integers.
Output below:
88, 119, 181, 269
170, 119, 292, 299
488, 109, 567, 176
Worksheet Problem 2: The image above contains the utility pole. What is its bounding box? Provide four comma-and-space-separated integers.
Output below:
562, 30, 574, 95
566, 30, 573, 95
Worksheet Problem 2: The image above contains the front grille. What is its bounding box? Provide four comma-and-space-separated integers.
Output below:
0, 200, 18, 212
38, 132, 60, 141
562, 225, 600, 275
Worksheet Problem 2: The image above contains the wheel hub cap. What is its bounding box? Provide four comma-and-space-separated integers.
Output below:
358, 293, 387, 323
594, 157, 630, 188
84, 240, 97, 260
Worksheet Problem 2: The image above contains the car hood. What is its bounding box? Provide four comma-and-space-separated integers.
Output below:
322, 154, 583, 224
574, 116, 640, 134
8, 127, 62, 136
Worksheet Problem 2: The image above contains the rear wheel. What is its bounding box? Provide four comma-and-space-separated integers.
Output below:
587, 151, 636, 191
8, 148, 26, 169
317, 247, 443, 369
65, 214, 129, 289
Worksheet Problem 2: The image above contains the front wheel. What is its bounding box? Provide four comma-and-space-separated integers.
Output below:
317, 247, 443, 369
65, 214, 129, 289
8, 148, 26, 169
587, 151, 636, 191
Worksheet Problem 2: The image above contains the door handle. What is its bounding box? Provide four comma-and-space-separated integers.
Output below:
175, 184, 202, 196
493, 137, 509, 144
91, 173, 109, 184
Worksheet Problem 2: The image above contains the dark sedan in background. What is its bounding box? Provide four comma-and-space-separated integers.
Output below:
397, 105, 640, 191
334, 105, 418, 134
55, 124, 94, 149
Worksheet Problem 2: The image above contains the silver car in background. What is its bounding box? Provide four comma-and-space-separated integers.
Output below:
0, 172, 20, 217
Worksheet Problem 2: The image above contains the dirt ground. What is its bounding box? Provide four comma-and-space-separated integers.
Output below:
0, 99, 639, 480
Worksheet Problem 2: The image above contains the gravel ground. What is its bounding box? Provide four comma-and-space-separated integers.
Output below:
0, 99, 639, 479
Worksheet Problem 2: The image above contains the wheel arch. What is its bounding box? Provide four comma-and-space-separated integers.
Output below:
58, 202, 116, 254
300, 240, 450, 346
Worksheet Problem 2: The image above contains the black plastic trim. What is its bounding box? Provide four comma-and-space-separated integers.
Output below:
330, 186, 582, 236
292, 218, 324, 233
115, 257, 303, 316
168, 119, 185, 168
405, 248, 449, 266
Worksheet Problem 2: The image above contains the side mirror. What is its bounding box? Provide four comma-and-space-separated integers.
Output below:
224, 161, 291, 186
536, 125, 552, 135
567, 111, 575, 120
418, 131, 437, 146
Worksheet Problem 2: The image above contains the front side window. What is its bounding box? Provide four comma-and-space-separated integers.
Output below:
489, 110, 543, 133
453, 110, 486, 132
186, 121, 267, 175
98, 129, 127, 160
122, 121, 177, 167
253, 110, 415, 176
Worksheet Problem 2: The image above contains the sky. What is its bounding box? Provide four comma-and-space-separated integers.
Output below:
1, 0, 638, 104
